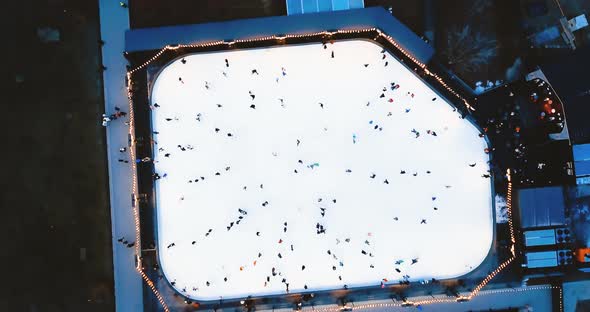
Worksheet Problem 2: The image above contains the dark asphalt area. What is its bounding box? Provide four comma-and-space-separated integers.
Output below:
7, 0, 114, 311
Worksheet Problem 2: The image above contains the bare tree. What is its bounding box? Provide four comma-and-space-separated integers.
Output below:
442, 25, 498, 74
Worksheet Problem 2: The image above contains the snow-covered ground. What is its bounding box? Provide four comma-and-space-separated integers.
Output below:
150, 40, 493, 301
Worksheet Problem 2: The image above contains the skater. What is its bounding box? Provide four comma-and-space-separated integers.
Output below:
469, 163, 476, 167
421, 219, 427, 224
249, 91, 255, 100
331, 51, 334, 58
181, 58, 186, 64
251, 69, 259, 75
225, 59, 229, 67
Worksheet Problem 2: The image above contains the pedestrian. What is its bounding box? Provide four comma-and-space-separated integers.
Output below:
119, 147, 126, 153
119, 1, 127, 8
102, 114, 111, 127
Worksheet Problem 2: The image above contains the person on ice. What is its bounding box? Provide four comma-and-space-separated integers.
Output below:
307, 162, 319, 169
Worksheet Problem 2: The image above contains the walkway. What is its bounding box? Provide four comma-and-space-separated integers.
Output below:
274, 285, 554, 312
98, 0, 144, 311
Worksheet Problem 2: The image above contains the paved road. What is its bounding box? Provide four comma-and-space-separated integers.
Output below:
98, 1, 144, 311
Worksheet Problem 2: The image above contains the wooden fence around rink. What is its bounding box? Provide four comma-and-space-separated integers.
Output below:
124, 28, 515, 311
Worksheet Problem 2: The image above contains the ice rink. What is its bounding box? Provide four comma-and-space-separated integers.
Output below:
150, 40, 493, 301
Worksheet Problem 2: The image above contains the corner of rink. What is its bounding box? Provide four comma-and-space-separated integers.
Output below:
149, 39, 494, 302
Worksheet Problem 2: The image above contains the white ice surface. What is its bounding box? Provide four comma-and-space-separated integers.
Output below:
150, 40, 493, 301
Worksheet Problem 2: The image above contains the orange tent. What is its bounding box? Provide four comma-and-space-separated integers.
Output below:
575, 248, 590, 263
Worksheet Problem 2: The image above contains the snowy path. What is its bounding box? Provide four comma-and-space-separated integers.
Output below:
98, 1, 143, 310
150, 40, 493, 301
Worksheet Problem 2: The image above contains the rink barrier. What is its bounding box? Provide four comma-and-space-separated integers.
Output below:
126, 72, 171, 312
124, 29, 517, 311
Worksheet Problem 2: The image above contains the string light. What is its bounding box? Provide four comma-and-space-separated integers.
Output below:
126, 73, 170, 312
124, 28, 510, 311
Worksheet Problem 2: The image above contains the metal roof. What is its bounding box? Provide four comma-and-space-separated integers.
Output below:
518, 186, 566, 229
524, 229, 556, 246
287, 0, 364, 15
525, 251, 558, 268
573, 143, 590, 177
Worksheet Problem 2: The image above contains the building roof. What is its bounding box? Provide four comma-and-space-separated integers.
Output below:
125, 7, 434, 64
525, 251, 558, 268
573, 143, 590, 177
518, 186, 566, 229
541, 46, 590, 145
524, 229, 556, 246
287, 0, 364, 15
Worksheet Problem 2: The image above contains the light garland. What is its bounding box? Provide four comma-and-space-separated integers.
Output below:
559, 284, 563, 312
506, 170, 516, 246
126, 73, 170, 312
124, 27, 505, 311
